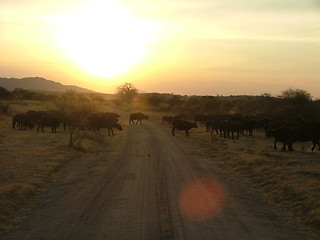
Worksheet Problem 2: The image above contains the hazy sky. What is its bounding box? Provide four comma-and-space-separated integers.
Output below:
1, 0, 320, 97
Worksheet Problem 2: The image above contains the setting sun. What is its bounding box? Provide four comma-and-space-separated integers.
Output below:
52, 1, 158, 78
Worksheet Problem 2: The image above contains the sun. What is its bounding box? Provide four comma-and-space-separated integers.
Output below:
53, 1, 157, 77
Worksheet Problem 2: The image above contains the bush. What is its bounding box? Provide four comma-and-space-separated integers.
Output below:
116, 83, 138, 104
55, 95, 97, 147
0, 87, 11, 99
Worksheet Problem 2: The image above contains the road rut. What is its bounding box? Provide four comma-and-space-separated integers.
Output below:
1, 122, 313, 240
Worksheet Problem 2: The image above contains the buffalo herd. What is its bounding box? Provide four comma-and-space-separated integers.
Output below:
265, 118, 320, 152
12, 110, 123, 136
163, 113, 320, 152
10, 109, 320, 152
11, 110, 151, 137
163, 113, 261, 140
12, 110, 62, 133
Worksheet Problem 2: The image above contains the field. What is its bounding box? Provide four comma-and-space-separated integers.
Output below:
0, 99, 319, 239
188, 126, 320, 238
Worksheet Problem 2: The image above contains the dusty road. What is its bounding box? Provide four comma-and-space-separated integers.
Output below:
1, 122, 314, 240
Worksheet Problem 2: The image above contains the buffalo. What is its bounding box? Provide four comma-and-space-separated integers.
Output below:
171, 119, 197, 136
266, 127, 292, 151
36, 112, 61, 133
97, 118, 123, 136
218, 119, 241, 140
287, 122, 320, 152
105, 112, 120, 122
88, 112, 122, 136
266, 120, 320, 152
129, 112, 148, 125
162, 116, 174, 124
25, 111, 61, 133
12, 113, 35, 130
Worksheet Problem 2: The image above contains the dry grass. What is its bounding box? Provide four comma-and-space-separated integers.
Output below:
0, 112, 79, 231
186, 126, 320, 239
152, 111, 319, 238
0, 100, 114, 231
1, 102, 319, 238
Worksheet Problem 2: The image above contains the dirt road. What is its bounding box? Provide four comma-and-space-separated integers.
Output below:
1, 122, 314, 240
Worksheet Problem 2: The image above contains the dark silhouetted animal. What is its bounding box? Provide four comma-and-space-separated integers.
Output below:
12, 113, 34, 130
25, 111, 61, 133
240, 118, 257, 136
287, 122, 320, 152
105, 112, 120, 122
98, 118, 122, 136
88, 112, 122, 135
266, 127, 292, 151
162, 116, 173, 124
129, 112, 148, 125
194, 114, 205, 125
36, 112, 61, 133
216, 118, 241, 140
171, 119, 197, 136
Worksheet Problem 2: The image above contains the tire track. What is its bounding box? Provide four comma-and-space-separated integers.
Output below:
1, 122, 315, 240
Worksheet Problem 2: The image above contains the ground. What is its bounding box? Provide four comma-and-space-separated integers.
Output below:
1, 118, 316, 240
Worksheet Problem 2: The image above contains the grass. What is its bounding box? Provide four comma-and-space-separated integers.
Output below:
152, 110, 319, 239
0, 183, 36, 230
0, 99, 124, 231
0, 100, 96, 231
1, 102, 319, 238
0, 112, 80, 231
189, 127, 320, 239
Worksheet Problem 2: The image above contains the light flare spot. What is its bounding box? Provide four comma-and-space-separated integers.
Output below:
179, 178, 226, 222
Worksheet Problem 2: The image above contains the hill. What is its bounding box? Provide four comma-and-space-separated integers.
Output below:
0, 77, 94, 93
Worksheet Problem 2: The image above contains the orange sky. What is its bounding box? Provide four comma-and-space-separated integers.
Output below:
1, 0, 320, 97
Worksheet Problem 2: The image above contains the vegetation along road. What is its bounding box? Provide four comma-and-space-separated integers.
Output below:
1, 121, 315, 240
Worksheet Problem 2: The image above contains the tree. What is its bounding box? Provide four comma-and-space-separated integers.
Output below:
146, 92, 163, 107
65, 107, 91, 147
166, 94, 183, 106
116, 83, 138, 103
55, 95, 96, 148
279, 88, 313, 118
280, 88, 312, 104
0, 87, 11, 99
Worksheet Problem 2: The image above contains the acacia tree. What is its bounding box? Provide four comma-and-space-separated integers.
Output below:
280, 88, 312, 104
65, 107, 91, 147
55, 95, 96, 148
279, 88, 313, 118
116, 83, 138, 104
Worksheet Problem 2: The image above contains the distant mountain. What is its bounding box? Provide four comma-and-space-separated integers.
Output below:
0, 77, 95, 93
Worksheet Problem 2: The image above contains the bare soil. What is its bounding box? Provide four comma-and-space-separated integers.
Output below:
1, 120, 316, 240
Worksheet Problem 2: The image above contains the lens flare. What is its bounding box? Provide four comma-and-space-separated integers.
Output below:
178, 178, 226, 222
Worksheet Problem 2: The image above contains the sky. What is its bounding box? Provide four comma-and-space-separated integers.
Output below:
1, 0, 320, 98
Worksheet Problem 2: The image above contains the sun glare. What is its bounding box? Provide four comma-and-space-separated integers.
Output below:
52, 1, 158, 77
